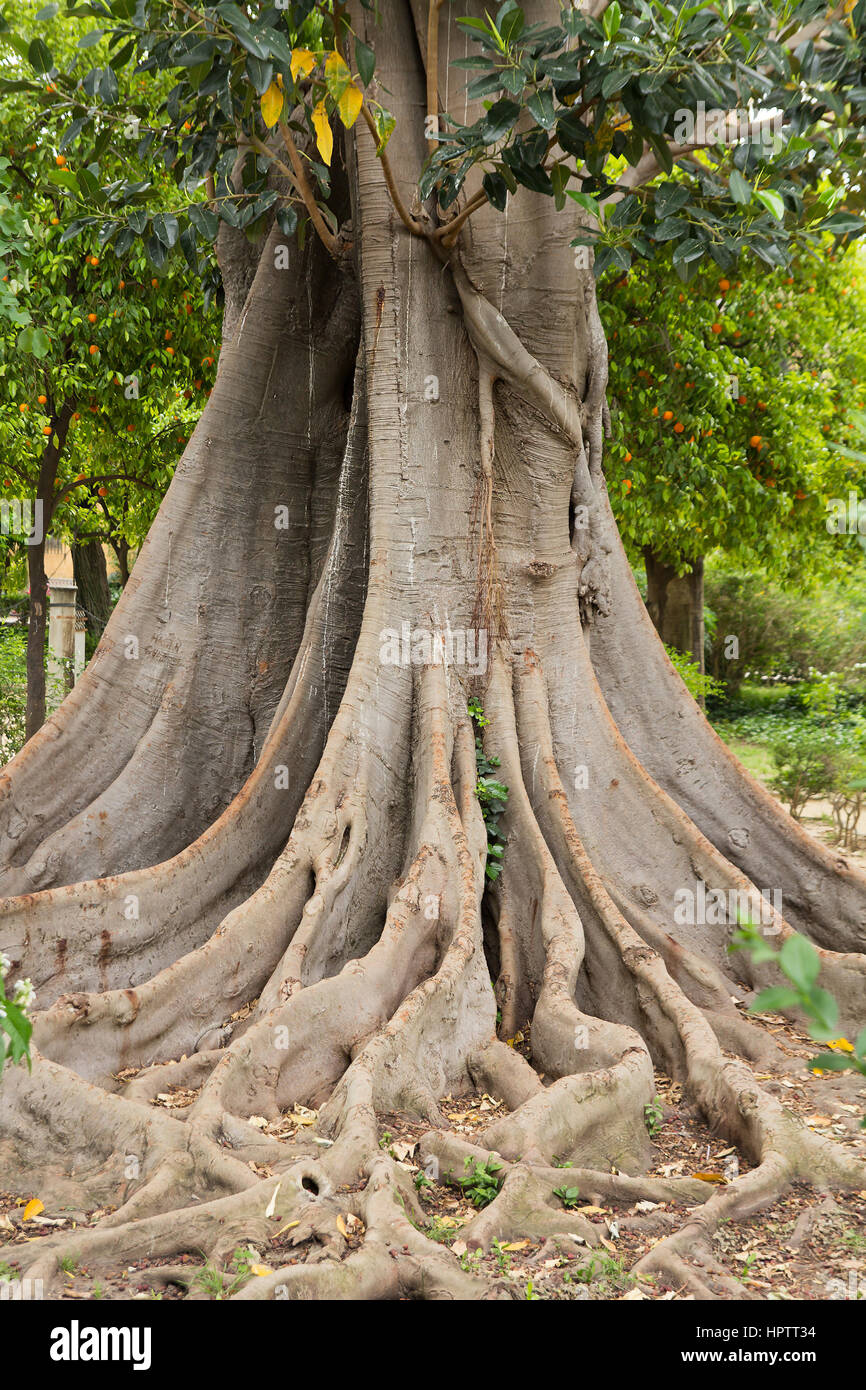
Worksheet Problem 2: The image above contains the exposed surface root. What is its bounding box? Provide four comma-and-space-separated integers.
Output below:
3, 646, 863, 1302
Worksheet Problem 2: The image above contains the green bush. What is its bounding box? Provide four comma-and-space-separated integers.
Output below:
0, 625, 27, 761
705, 567, 866, 694
768, 726, 842, 820
664, 645, 726, 704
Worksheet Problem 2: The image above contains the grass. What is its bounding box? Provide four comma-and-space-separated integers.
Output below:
722, 737, 775, 781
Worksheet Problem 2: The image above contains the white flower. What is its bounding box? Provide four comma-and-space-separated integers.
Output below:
12, 978, 34, 1010
0, 952, 10, 980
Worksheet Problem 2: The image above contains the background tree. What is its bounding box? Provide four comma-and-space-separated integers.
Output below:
0, 0, 865, 1302
0, 44, 220, 732
600, 244, 866, 667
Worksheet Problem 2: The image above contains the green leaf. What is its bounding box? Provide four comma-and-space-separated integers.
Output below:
27, 36, 53, 72
779, 934, 820, 990
355, 37, 375, 87
754, 188, 784, 221
729, 168, 751, 205
16, 325, 50, 357
527, 87, 555, 131
749, 986, 801, 1014
806, 1053, 854, 1072
602, 0, 621, 40
152, 212, 179, 248
276, 204, 298, 237
803, 986, 839, 1037
819, 212, 863, 237
482, 170, 509, 212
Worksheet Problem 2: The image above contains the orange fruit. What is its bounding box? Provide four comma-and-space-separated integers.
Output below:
673, 422, 684, 433
711, 323, 722, 334
18, 402, 28, 412
55, 154, 66, 167
164, 330, 172, 341
663, 410, 673, 421
719, 278, 730, 292
42, 426, 52, 436
89, 344, 98, 355
624, 450, 632, 463
166, 346, 174, 356
97, 486, 108, 496
127, 424, 134, 432
37, 394, 47, 404
151, 278, 158, 288
89, 256, 99, 267
651, 406, 659, 416
88, 312, 97, 323
50, 216, 59, 226
623, 479, 632, 492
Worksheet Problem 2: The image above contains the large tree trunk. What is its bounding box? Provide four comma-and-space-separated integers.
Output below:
0, 0, 864, 1302
643, 547, 705, 673
72, 536, 112, 641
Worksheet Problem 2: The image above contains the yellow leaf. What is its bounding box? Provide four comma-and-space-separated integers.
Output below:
325, 49, 350, 92
260, 81, 284, 129
500, 1239, 531, 1251
249, 1263, 273, 1277
693, 1172, 728, 1184
312, 101, 333, 166
827, 1037, 854, 1052
290, 48, 316, 82
22, 1198, 44, 1222
336, 1214, 349, 1238
337, 82, 363, 130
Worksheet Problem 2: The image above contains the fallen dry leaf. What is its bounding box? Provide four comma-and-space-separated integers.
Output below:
22, 1199, 44, 1222
693, 1172, 728, 1184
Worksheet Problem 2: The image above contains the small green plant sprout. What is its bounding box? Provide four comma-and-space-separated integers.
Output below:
459, 1247, 484, 1272
730, 923, 866, 1126
0, 951, 33, 1077
426, 1215, 458, 1244
468, 699, 509, 883
644, 1096, 663, 1138
553, 1185, 581, 1210
525, 1279, 540, 1300
413, 1169, 434, 1194
230, 1247, 258, 1279
460, 1155, 503, 1209
492, 1239, 512, 1273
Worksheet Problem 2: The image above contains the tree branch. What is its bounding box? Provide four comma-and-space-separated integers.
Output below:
359, 103, 425, 236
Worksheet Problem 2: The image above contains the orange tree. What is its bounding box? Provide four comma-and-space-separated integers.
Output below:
0, 12, 220, 734
599, 245, 866, 667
